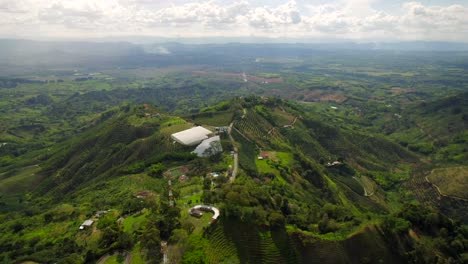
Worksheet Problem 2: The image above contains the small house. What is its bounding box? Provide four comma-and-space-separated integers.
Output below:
189, 209, 203, 218
79, 219, 94, 230
215, 126, 229, 133
326, 161, 343, 167
179, 175, 188, 183
95, 210, 108, 218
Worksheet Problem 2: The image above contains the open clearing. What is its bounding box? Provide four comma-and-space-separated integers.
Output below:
427, 166, 468, 200
0, 165, 42, 194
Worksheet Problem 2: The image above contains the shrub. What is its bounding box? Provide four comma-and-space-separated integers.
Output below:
148, 163, 165, 177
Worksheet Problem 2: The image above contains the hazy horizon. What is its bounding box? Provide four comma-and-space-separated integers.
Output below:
1, 0, 467, 43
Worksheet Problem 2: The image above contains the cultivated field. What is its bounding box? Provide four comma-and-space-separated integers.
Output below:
427, 166, 468, 199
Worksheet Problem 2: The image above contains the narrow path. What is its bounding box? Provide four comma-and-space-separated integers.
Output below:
353, 176, 374, 197
228, 122, 239, 183
291, 116, 298, 126
425, 174, 468, 202
161, 241, 168, 264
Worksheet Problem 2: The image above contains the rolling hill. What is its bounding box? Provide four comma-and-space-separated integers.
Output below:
0, 97, 466, 263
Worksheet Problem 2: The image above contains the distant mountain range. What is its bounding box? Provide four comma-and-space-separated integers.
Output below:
0, 39, 467, 77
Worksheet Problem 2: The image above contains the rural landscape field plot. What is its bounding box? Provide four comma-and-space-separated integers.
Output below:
427, 166, 468, 199
0, 35, 468, 264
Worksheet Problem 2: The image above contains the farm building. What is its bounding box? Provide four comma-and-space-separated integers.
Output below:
79, 219, 94, 230
189, 209, 203, 218
95, 210, 108, 218
193, 136, 223, 157
188, 205, 220, 223
215, 126, 229, 133
171, 126, 212, 146
326, 161, 343, 167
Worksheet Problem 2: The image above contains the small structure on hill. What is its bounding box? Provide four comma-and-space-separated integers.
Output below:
179, 174, 188, 183
260, 152, 269, 159
95, 210, 109, 218
193, 136, 223, 157
135, 191, 151, 199
116, 217, 125, 225
326, 161, 343, 167
215, 126, 229, 133
79, 219, 94, 230
207, 172, 220, 178
189, 209, 203, 218
171, 126, 212, 146
188, 205, 220, 223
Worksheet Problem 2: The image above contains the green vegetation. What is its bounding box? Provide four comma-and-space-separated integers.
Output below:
0, 46, 467, 263
427, 166, 468, 199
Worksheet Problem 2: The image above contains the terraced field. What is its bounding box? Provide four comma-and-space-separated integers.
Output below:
0, 164, 42, 194
191, 111, 234, 126
427, 166, 468, 199
206, 224, 240, 263
270, 108, 295, 126
206, 221, 301, 264
404, 165, 441, 209
235, 111, 283, 148
293, 227, 404, 264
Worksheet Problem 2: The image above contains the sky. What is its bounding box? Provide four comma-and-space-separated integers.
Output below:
0, 0, 467, 42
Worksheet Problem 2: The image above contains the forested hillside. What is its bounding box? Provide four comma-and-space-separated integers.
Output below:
0, 42, 467, 263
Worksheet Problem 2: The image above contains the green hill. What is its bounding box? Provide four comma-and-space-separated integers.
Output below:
0, 98, 466, 263
389, 92, 468, 164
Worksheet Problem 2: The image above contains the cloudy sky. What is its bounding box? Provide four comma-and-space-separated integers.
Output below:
0, 0, 467, 42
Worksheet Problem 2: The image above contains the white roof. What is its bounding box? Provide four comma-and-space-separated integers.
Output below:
193, 136, 222, 157
191, 205, 220, 220
82, 219, 94, 226
171, 126, 212, 146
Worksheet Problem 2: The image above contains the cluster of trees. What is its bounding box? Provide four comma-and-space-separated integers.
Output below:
381, 204, 468, 263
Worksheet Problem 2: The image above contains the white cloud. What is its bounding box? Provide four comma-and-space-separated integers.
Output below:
0, 0, 467, 41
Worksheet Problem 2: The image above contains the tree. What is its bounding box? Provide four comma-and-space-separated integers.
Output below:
181, 235, 208, 264
202, 141, 223, 162
148, 163, 165, 177
269, 212, 285, 229
169, 229, 188, 244
141, 216, 162, 264
203, 177, 211, 190
381, 215, 411, 234
181, 220, 195, 234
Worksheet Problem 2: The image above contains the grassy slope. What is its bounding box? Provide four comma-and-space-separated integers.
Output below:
179, 98, 423, 263
292, 226, 405, 264
391, 92, 468, 164
427, 166, 468, 199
